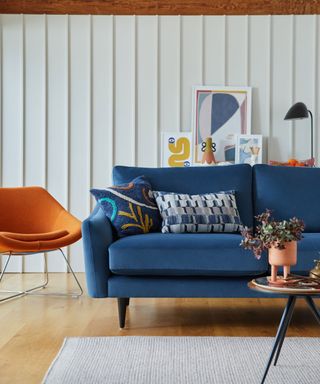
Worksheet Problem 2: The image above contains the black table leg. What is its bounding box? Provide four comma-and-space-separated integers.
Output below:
273, 296, 297, 366
261, 295, 296, 384
304, 296, 320, 324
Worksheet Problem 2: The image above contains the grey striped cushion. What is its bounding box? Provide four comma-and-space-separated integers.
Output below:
153, 191, 242, 233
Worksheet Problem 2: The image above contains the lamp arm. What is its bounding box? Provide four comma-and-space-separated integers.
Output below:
308, 110, 314, 160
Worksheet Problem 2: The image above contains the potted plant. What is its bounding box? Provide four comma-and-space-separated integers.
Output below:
240, 209, 305, 283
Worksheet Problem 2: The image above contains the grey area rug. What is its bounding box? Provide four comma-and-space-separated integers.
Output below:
43, 337, 320, 384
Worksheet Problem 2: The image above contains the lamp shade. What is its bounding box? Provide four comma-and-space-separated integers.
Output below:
284, 101, 314, 162
284, 102, 309, 120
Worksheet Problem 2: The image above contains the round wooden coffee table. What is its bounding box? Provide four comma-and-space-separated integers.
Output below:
249, 277, 320, 384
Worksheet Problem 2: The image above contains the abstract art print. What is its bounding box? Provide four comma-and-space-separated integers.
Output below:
161, 132, 192, 167
192, 86, 252, 165
235, 134, 263, 166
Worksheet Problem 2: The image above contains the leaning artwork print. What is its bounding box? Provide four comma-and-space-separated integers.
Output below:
235, 134, 263, 166
192, 86, 252, 165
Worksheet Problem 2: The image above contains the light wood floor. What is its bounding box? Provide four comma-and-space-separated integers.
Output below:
0, 273, 320, 384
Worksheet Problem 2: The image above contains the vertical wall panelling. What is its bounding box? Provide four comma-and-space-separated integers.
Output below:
92, 16, 113, 187
136, 16, 158, 166
0, 15, 2, 272
1, 15, 320, 272
0, 15, 2, 189
316, 16, 320, 161
203, 16, 226, 85
23, 15, 46, 272
249, 16, 271, 161
290, 16, 295, 158
46, 15, 69, 272
159, 16, 181, 133
270, 16, 293, 162
114, 16, 136, 166
69, 16, 91, 272
1, 15, 24, 272
293, 15, 316, 160
267, 16, 272, 162
181, 16, 202, 132
226, 16, 248, 86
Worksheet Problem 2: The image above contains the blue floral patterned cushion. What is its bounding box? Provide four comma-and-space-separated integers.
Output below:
91, 176, 161, 237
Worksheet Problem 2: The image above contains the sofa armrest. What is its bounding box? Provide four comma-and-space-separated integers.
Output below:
82, 205, 114, 298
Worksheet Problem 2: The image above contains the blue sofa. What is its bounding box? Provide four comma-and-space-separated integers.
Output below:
82, 164, 320, 327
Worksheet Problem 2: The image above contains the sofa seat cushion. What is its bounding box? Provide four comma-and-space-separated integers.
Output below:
109, 233, 268, 277
292, 233, 320, 274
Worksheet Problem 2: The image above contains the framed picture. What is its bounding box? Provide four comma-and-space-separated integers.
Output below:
192, 86, 252, 165
161, 132, 192, 167
235, 134, 263, 165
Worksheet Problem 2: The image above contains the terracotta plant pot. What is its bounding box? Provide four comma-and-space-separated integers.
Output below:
268, 241, 297, 282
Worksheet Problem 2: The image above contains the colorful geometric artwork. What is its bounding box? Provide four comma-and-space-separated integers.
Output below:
235, 134, 263, 166
192, 86, 252, 165
161, 132, 193, 167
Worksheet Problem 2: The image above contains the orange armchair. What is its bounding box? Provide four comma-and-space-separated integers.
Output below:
0, 187, 83, 302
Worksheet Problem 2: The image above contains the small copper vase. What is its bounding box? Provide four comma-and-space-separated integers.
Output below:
201, 137, 216, 165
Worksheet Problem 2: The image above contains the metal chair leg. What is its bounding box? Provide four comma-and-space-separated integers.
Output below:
0, 252, 26, 302
0, 253, 12, 282
57, 248, 83, 297
0, 249, 83, 303
27, 249, 83, 298
0, 252, 49, 303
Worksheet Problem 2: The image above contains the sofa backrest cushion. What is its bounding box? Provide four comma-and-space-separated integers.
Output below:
113, 164, 253, 228
253, 164, 320, 232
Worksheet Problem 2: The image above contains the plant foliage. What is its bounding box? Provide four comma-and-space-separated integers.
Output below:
240, 209, 305, 259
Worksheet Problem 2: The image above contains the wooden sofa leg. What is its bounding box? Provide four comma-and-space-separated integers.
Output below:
124, 298, 130, 307
117, 298, 129, 328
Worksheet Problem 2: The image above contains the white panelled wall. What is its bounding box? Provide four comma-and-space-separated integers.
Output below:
0, 15, 319, 272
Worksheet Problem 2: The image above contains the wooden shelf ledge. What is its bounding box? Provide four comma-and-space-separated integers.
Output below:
0, 0, 319, 15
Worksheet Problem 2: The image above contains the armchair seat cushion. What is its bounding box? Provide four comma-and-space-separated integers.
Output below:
109, 233, 268, 277
0, 229, 72, 252
1, 230, 69, 242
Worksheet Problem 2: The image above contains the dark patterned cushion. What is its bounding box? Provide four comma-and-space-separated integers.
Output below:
91, 176, 161, 237
153, 190, 242, 233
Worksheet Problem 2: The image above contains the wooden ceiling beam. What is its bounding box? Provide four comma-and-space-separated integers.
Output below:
0, 0, 319, 15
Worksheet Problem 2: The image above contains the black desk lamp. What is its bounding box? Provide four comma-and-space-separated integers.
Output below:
284, 102, 314, 160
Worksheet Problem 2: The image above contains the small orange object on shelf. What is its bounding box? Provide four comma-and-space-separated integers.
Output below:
269, 157, 315, 167
288, 158, 298, 166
